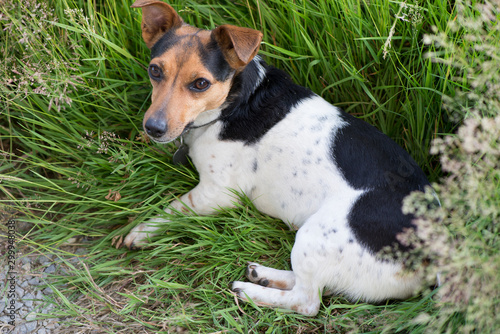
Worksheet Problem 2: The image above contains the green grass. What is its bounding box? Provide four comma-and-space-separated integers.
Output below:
0, 0, 496, 332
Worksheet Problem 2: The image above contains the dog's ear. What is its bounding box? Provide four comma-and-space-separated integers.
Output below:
131, 0, 183, 49
212, 25, 263, 69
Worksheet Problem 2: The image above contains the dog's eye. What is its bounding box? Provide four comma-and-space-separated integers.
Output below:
191, 78, 211, 92
149, 65, 162, 79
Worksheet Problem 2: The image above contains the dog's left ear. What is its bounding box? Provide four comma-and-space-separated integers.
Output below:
212, 25, 263, 70
131, 0, 183, 49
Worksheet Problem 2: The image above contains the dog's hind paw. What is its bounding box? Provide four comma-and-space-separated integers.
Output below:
244, 262, 296, 290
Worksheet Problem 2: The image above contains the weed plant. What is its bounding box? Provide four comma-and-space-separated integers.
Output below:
401, 1, 500, 332
0, 0, 498, 332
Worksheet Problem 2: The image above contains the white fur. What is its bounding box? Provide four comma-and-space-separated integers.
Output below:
252, 56, 267, 91
124, 95, 421, 315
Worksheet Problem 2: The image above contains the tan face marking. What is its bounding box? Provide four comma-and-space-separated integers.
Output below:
144, 27, 234, 143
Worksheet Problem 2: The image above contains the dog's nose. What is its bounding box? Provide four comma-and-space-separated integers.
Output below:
144, 117, 167, 138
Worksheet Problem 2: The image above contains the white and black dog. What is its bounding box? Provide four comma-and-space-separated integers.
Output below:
124, 0, 431, 316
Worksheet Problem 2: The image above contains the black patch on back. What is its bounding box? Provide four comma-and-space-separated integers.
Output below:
331, 111, 430, 254
219, 60, 314, 144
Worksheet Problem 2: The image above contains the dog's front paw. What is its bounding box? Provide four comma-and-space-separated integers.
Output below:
123, 223, 159, 249
231, 281, 259, 302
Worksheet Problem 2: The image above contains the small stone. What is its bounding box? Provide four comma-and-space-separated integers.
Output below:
12, 324, 27, 334
45, 321, 57, 329
40, 304, 54, 315
38, 255, 52, 265
0, 315, 12, 324
20, 280, 29, 288
21, 256, 31, 265
0, 301, 5, 313
13, 321, 38, 334
44, 264, 56, 274
36, 290, 44, 300
25, 321, 37, 332
25, 311, 37, 322
28, 277, 40, 286
24, 293, 35, 307
43, 287, 54, 295
18, 307, 29, 319
21, 262, 31, 272
15, 286, 25, 298
38, 328, 47, 334
65, 237, 78, 244
75, 247, 87, 255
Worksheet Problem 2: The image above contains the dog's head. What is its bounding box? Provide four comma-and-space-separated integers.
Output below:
132, 0, 263, 143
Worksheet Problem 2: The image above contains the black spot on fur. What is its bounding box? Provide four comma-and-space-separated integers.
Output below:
252, 159, 258, 172
291, 187, 303, 197
219, 59, 314, 144
272, 146, 283, 153
310, 124, 323, 131
251, 269, 258, 278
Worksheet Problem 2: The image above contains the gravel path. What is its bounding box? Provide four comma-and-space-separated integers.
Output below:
1, 220, 88, 334
1, 249, 65, 334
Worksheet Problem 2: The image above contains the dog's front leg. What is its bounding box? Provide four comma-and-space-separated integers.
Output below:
123, 180, 236, 248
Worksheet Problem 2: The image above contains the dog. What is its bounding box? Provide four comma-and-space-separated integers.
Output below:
124, 0, 432, 316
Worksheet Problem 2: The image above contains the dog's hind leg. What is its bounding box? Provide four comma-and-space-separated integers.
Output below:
232, 200, 356, 315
